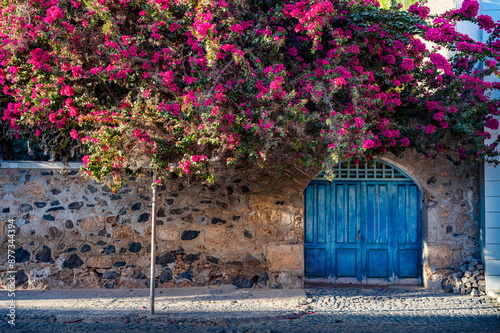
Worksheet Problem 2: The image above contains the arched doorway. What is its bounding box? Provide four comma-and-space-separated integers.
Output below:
304, 160, 422, 285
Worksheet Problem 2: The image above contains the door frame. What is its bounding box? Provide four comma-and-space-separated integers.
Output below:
304, 161, 423, 285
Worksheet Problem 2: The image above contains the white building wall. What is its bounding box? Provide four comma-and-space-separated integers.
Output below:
475, 0, 500, 291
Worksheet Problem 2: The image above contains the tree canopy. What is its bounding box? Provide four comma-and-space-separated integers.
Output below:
1, 0, 499, 189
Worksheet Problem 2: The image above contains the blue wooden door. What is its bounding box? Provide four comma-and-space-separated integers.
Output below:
304, 163, 421, 283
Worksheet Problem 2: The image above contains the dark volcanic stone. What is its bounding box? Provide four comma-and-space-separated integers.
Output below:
110, 194, 122, 200
104, 245, 116, 254
243, 230, 253, 239
227, 261, 242, 266
157, 208, 166, 217
43, 214, 55, 221
113, 261, 126, 267
97, 240, 107, 246
104, 281, 117, 289
51, 189, 62, 195
156, 252, 175, 265
80, 244, 91, 253
49, 226, 62, 238
65, 247, 77, 253
41, 171, 53, 176
258, 272, 269, 287
181, 230, 200, 240
87, 185, 98, 193
15, 271, 28, 286
51, 200, 60, 206
206, 256, 219, 264
241, 186, 249, 193
68, 202, 84, 210
103, 271, 119, 279
131, 271, 147, 279
131, 203, 142, 211
183, 253, 200, 264
166, 199, 174, 205
158, 267, 172, 283
2, 208, 9, 213
211, 217, 226, 225
46, 206, 65, 212
233, 277, 253, 288
137, 213, 150, 223
65, 220, 74, 229
179, 267, 193, 280
20, 204, 33, 213
128, 242, 142, 253
14, 247, 30, 262
118, 207, 127, 215
63, 254, 84, 268
170, 208, 183, 215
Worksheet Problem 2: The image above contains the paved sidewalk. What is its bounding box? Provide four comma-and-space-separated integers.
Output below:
1, 285, 500, 332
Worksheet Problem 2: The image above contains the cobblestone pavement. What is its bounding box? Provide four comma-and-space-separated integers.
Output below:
1, 286, 500, 332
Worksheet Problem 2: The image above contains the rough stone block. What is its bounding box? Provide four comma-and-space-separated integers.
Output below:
158, 229, 179, 241
256, 225, 278, 239
87, 256, 109, 268
81, 218, 98, 230
267, 245, 303, 271
262, 210, 282, 225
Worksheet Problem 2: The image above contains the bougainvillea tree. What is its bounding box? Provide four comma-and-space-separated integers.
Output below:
1, 0, 499, 189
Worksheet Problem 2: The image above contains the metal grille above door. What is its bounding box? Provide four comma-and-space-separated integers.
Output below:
314, 160, 412, 181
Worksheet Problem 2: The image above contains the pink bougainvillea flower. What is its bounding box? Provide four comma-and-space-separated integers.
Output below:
362, 139, 375, 149
486, 118, 499, 130
48, 113, 58, 123
401, 58, 414, 71
425, 124, 436, 134
61, 86, 75, 96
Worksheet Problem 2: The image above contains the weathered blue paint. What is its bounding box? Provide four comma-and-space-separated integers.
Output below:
304, 176, 421, 283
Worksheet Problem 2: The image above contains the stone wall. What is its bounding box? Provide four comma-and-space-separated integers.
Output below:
0, 151, 481, 290
382, 151, 481, 289
0, 165, 316, 290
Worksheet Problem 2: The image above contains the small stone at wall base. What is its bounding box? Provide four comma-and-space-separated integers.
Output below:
103, 271, 118, 280
159, 268, 172, 283
131, 271, 147, 279
63, 254, 84, 268
233, 277, 253, 288
179, 267, 193, 280
258, 272, 269, 287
